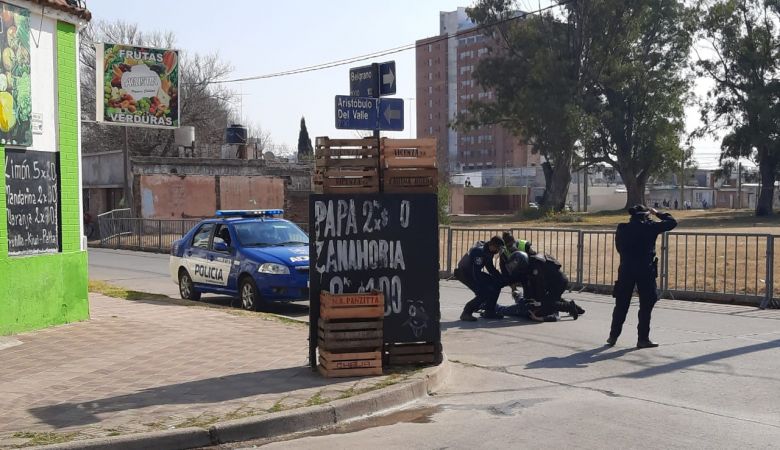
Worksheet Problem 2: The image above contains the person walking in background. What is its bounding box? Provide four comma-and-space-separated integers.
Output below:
608, 205, 677, 348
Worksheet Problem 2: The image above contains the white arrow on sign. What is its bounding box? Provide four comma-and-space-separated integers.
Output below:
382, 67, 395, 88
384, 105, 401, 122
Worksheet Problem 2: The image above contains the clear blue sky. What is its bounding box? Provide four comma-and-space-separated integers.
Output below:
89, 0, 727, 168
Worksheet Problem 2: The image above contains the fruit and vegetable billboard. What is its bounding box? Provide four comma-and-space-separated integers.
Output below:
96, 43, 179, 129
0, 2, 31, 146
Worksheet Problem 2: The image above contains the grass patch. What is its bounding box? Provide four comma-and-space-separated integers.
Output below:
304, 391, 330, 407
88, 280, 169, 301
88, 280, 306, 327
12, 431, 80, 447
174, 413, 220, 429
268, 399, 287, 413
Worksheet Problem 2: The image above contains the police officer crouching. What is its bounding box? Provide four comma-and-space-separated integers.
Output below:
608, 204, 677, 348
504, 249, 584, 321
455, 236, 505, 322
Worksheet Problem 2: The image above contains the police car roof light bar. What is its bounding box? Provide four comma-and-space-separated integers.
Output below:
215, 209, 284, 217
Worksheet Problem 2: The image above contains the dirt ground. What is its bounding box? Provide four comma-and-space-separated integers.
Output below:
449, 208, 780, 234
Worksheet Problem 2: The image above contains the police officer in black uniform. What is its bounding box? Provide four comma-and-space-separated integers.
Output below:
608, 204, 677, 348
502, 250, 584, 320
455, 236, 505, 322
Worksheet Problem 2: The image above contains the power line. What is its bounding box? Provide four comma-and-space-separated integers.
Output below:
205, 0, 572, 85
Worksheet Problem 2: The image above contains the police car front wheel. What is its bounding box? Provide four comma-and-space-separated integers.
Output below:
240, 277, 260, 311
179, 269, 201, 301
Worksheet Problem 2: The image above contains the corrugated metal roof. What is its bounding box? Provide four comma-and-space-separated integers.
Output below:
30, 0, 91, 21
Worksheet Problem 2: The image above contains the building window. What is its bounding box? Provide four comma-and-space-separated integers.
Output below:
428, 99, 433, 107
428, 72, 433, 81
428, 58, 432, 67
478, 48, 488, 57
428, 44, 432, 52
429, 126, 433, 134
428, 86, 433, 94
428, 113, 433, 120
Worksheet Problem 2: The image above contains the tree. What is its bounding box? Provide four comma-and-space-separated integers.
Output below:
458, 2, 588, 211
297, 116, 313, 159
695, 0, 780, 216
578, 0, 695, 208
79, 20, 236, 156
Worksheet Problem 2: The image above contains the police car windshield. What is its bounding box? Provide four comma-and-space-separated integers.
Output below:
233, 221, 308, 247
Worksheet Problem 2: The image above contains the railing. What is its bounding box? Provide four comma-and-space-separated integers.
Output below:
443, 228, 779, 308
98, 214, 309, 253
95, 214, 779, 308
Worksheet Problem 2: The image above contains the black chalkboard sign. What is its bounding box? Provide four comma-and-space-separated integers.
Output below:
309, 194, 440, 366
4, 149, 60, 256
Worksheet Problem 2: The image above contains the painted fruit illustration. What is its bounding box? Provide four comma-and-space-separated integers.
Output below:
0, 91, 16, 132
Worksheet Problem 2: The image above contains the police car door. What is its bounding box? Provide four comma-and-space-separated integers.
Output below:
186, 222, 215, 285
204, 224, 235, 289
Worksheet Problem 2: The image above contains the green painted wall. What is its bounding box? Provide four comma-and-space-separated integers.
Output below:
0, 20, 89, 335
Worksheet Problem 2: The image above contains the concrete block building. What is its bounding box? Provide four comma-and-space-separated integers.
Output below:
0, 0, 91, 335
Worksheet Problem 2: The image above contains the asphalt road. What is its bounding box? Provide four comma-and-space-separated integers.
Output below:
87, 247, 310, 318
88, 248, 780, 449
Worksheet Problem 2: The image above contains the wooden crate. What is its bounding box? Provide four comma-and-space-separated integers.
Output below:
381, 138, 437, 169
317, 318, 383, 352
383, 168, 439, 194
315, 137, 380, 169
385, 342, 443, 366
318, 350, 382, 378
313, 168, 379, 194
320, 291, 384, 320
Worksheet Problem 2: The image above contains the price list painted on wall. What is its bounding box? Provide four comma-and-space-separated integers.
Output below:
4, 149, 60, 256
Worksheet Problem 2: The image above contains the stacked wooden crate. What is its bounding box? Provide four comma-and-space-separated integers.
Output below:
385, 342, 443, 366
318, 291, 384, 378
381, 138, 438, 194
314, 137, 380, 194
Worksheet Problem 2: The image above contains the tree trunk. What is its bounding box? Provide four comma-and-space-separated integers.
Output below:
621, 170, 646, 209
541, 157, 572, 211
756, 159, 776, 216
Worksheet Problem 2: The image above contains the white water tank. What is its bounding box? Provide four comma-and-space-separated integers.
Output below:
174, 126, 195, 147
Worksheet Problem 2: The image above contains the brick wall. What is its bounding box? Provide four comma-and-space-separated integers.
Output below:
57, 21, 80, 252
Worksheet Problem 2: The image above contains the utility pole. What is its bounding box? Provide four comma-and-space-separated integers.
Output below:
583, 167, 588, 213
679, 156, 685, 210
577, 168, 581, 212
123, 126, 133, 214
737, 162, 743, 209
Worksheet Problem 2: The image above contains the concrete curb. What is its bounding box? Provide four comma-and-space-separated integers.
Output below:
31, 355, 451, 450
32, 427, 211, 450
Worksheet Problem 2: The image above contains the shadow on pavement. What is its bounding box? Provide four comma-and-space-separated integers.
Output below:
622, 339, 780, 379
525, 346, 639, 369
441, 317, 542, 331
29, 366, 328, 427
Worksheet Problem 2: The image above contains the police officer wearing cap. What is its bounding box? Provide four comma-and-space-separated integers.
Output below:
608, 204, 677, 348
455, 236, 505, 322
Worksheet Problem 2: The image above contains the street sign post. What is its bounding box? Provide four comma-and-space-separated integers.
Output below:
335, 96, 404, 131
349, 61, 396, 97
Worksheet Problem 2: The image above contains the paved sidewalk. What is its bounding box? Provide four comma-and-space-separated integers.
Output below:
0, 294, 397, 448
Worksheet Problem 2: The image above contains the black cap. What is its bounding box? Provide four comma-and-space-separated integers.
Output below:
628, 204, 650, 216
489, 236, 505, 248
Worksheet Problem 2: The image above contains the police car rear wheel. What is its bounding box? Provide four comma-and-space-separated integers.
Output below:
240, 278, 259, 311
179, 270, 201, 301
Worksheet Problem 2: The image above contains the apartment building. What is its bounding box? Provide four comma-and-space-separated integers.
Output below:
416, 7, 538, 175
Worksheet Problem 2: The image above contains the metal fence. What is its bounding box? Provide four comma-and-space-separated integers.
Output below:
98, 215, 309, 253
441, 228, 779, 308
96, 214, 779, 308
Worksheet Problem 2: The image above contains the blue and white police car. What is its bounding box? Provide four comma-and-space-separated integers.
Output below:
169, 209, 309, 310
